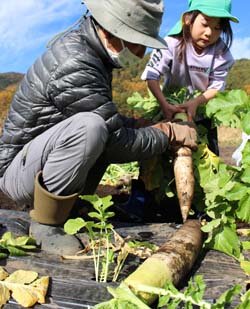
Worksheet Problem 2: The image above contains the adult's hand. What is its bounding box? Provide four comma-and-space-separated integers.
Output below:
152, 121, 197, 151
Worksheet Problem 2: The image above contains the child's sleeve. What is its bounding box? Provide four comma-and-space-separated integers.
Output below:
208, 48, 235, 91
141, 37, 173, 81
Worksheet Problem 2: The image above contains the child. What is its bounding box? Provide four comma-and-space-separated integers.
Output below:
117, 0, 239, 223
141, 0, 239, 155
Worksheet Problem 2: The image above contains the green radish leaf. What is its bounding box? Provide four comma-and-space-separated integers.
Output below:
7, 246, 28, 256
64, 217, 86, 235
19, 245, 37, 250
237, 195, 250, 222
242, 143, 250, 166
242, 241, 250, 250
0, 232, 38, 258
237, 290, 250, 309
94, 298, 139, 308
201, 219, 221, 233
240, 260, 250, 275
183, 275, 205, 303
240, 167, 250, 183
88, 212, 103, 221
210, 225, 241, 259
241, 111, 250, 134
106, 283, 150, 309
0, 253, 8, 259
212, 284, 241, 308
80, 194, 102, 210
103, 212, 115, 220
226, 182, 248, 201
101, 195, 114, 210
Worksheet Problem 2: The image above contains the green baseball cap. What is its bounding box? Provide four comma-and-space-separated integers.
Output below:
84, 0, 167, 49
168, 0, 239, 36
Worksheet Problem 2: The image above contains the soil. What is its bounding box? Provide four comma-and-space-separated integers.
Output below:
0, 146, 237, 212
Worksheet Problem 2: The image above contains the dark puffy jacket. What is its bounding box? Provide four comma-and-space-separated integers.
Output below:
0, 17, 168, 177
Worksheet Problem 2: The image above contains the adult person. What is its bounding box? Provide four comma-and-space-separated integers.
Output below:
0, 0, 197, 255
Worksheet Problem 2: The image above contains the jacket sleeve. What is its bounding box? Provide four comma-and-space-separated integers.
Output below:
141, 36, 173, 81
208, 42, 235, 91
103, 126, 169, 163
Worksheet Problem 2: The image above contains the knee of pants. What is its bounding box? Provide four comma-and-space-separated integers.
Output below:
64, 112, 109, 153
42, 113, 109, 194
70, 112, 107, 133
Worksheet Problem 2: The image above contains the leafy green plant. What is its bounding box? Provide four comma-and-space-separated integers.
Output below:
127, 89, 161, 121
64, 194, 115, 282
194, 90, 250, 261
205, 89, 250, 129
127, 87, 202, 122
94, 275, 242, 309
100, 162, 139, 187
238, 289, 250, 309
0, 232, 37, 259
126, 88, 250, 262
64, 195, 159, 283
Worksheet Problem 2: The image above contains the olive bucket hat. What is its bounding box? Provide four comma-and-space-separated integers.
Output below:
168, 0, 239, 36
84, 0, 167, 49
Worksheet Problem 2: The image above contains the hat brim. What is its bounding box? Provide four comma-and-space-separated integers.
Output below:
168, 9, 239, 36
84, 0, 167, 49
195, 7, 239, 23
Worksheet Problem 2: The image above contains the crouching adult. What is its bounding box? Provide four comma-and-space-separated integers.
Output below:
0, 0, 197, 255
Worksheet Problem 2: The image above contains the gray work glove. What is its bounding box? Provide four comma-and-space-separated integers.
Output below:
152, 121, 197, 151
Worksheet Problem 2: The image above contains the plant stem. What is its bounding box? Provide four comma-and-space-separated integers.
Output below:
131, 283, 212, 309
91, 238, 99, 282
112, 251, 129, 282
103, 228, 110, 282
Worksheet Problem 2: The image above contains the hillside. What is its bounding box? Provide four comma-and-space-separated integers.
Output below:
0, 58, 249, 122
112, 57, 250, 112
226, 58, 250, 90
0, 72, 23, 90
0, 72, 23, 129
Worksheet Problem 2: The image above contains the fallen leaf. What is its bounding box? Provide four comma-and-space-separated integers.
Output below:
0, 268, 49, 307
9, 277, 49, 307
0, 284, 10, 308
30, 276, 49, 303
241, 260, 250, 275
5, 269, 38, 284
237, 228, 250, 237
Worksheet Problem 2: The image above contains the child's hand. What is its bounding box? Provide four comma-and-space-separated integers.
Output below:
179, 99, 200, 121
162, 103, 185, 121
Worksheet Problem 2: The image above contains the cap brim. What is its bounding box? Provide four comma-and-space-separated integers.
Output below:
84, 0, 167, 49
196, 8, 239, 23
168, 9, 239, 36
